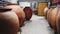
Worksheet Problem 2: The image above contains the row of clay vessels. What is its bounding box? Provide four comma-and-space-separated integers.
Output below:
44, 5, 60, 34
0, 3, 32, 34
4, 3, 25, 27
4, 3, 32, 26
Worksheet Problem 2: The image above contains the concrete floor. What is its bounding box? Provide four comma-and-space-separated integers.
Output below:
18, 14, 55, 34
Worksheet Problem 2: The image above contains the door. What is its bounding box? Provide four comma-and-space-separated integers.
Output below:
38, 2, 48, 16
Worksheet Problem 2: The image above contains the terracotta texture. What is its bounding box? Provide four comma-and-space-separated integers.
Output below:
0, 9, 19, 34
44, 7, 49, 19
47, 7, 56, 29
23, 7, 32, 20
4, 5, 25, 27
56, 6, 60, 34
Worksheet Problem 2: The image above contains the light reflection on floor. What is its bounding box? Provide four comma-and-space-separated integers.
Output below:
18, 15, 54, 34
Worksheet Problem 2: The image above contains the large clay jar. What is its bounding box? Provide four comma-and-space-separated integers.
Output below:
44, 7, 49, 19
23, 7, 32, 20
47, 7, 54, 27
47, 6, 57, 31
4, 4, 25, 27
0, 8, 19, 34
47, 6, 56, 28
56, 6, 60, 34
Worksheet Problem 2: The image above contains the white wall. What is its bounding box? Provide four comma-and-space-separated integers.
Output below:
7, 0, 18, 3
19, 2, 31, 8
